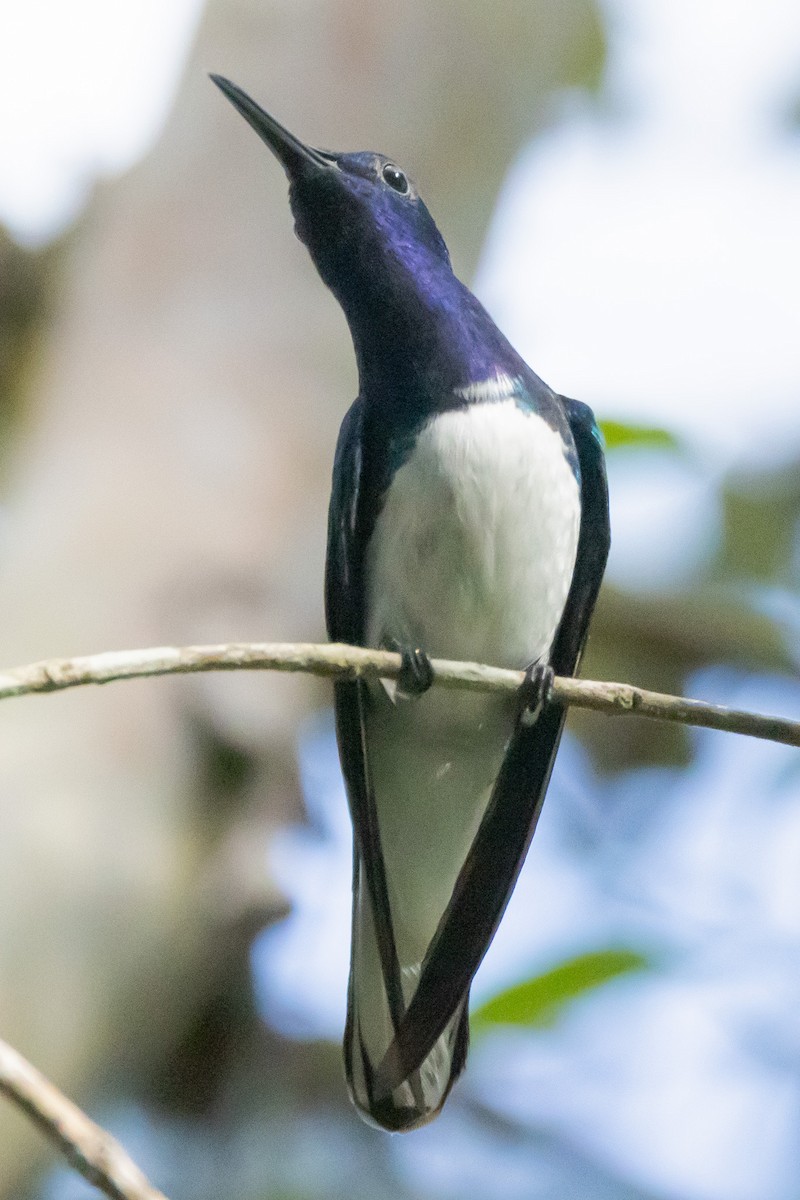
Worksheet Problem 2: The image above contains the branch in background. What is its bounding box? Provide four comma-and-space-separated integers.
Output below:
0, 1036, 169, 1200
0, 641, 796, 747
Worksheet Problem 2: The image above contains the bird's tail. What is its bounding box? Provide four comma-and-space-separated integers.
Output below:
343, 882, 469, 1132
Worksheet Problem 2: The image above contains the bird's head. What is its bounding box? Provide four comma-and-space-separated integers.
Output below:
211, 76, 452, 314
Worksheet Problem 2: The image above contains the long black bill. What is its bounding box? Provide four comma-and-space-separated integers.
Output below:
210, 75, 332, 178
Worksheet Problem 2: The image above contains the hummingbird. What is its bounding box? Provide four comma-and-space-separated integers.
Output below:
212, 75, 610, 1132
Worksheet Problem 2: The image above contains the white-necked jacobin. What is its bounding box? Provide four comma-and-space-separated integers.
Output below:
212, 75, 610, 1133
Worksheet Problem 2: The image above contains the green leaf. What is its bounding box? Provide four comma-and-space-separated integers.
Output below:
598, 419, 682, 452
471, 947, 650, 1032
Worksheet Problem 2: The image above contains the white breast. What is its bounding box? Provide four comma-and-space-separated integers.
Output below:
365, 398, 581, 670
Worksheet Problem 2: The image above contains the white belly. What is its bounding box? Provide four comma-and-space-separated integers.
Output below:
365, 399, 581, 670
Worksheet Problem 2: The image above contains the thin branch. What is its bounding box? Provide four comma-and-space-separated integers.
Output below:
0, 1036, 169, 1200
0, 641, 796, 747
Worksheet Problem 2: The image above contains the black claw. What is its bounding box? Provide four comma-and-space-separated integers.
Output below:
391, 642, 434, 698
517, 663, 554, 725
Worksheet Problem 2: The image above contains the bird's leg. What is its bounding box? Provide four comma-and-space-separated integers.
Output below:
516, 662, 554, 727
388, 640, 434, 699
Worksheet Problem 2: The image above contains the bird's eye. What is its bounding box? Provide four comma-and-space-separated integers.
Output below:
382, 163, 409, 194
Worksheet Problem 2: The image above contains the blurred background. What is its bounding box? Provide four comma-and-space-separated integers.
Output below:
1, 0, 799, 1196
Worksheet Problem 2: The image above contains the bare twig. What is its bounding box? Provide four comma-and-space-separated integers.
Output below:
0, 640, 796, 747
0, 1036, 168, 1200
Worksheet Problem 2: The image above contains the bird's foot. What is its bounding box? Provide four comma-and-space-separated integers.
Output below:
517, 663, 554, 727
389, 641, 434, 700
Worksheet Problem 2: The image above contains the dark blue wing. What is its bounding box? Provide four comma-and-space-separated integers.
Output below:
325, 399, 411, 1116
373, 396, 610, 1096
325, 398, 366, 645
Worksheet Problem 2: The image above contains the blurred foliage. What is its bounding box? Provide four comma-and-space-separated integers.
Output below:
471, 948, 651, 1032
576, 423, 800, 772
0, 227, 60, 471
718, 461, 800, 586
577, 579, 793, 772
598, 419, 682, 453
